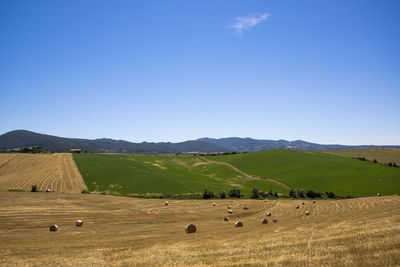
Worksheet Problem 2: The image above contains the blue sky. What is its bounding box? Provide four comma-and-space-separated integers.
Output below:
1, 0, 399, 145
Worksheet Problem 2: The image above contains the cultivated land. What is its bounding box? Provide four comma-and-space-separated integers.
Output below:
73, 153, 288, 196
0, 153, 87, 193
0, 192, 399, 266
206, 150, 400, 196
325, 148, 400, 165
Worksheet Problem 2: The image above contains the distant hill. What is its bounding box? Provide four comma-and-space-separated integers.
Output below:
0, 130, 399, 154
197, 137, 400, 152
0, 130, 224, 154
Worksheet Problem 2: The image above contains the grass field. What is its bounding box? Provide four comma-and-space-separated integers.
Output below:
0, 153, 87, 193
73, 153, 288, 196
0, 192, 399, 266
325, 148, 400, 165
206, 150, 400, 196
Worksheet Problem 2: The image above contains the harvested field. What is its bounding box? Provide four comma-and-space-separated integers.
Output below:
0, 192, 399, 266
0, 153, 87, 193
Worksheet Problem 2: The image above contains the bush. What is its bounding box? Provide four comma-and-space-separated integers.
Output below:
306, 190, 317, 198
373, 159, 377, 163
81, 189, 90, 194
31, 185, 38, 192
219, 191, 226, 199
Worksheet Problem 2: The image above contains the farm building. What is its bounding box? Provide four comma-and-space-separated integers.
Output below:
70, 149, 81, 153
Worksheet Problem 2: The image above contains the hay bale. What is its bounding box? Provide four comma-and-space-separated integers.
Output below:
228, 209, 233, 214
228, 205, 232, 209
46, 189, 51, 193
164, 201, 169, 206
76, 220, 83, 227
213, 202, 216, 206
272, 219, 278, 223
305, 211, 310, 216
377, 193, 381, 196
313, 200, 316, 204
266, 212, 271, 217
234, 221, 243, 227
264, 199, 267, 202
296, 205, 299, 209
185, 224, 197, 233
261, 219, 268, 224
49, 224, 58, 232
224, 216, 229, 221
301, 202, 305, 205
243, 206, 248, 210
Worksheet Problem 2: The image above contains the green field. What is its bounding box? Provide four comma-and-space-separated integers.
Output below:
206, 150, 400, 196
73, 153, 287, 196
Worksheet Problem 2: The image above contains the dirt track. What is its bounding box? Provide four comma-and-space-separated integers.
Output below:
0, 192, 399, 266
0, 153, 87, 193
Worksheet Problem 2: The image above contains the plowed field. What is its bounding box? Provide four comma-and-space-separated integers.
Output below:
0, 153, 87, 193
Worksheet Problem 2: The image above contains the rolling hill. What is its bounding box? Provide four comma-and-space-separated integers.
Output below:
205, 150, 400, 196
72, 153, 287, 196
0, 130, 224, 154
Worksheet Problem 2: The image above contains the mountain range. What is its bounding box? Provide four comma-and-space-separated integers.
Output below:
0, 130, 399, 154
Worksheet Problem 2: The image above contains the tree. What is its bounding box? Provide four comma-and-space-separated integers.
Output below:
306, 190, 317, 198
229, 188, 241, 198
31, 185, 38, 192
203, 189, 212, 199
219, 191, 226, 199
274, 192, 279, 198
373, 159, 377, 163
298, 190, 305, 198
251, 188, 259, 199
326, 192, 336, 198
389, 162, 393, 167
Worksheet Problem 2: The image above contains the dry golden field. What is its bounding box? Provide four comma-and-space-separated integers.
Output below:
0, 153, 87, 193
0, 192, 399, 266
325, 148, 400, 165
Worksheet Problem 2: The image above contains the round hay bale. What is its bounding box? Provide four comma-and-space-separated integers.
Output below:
264, 199, 267, 202
377, 193, 381, 196
224, 216, 229, 221
301, 202, 305, 205
234, 221, 243, 227
46, 189, 51, 193
266, 212, 271, 217
313, 200, 316, 204
305, 211, 310, 216
49, 224, 58, 232
296, 205, 299, 209
213, 202, 216, 206
228, 205, 232, 209
185, 224, 197, 233
261, 218, 268, 224
76, 220, 83, 227
272, 219, 278, 223
164, 201, 169, 206
228, 209, 233, 214
243, 206, 248, 210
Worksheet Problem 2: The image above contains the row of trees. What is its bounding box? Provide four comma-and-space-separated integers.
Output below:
202, 188, 242, 199
289, 189, 336, 198
251, 188, 279, 199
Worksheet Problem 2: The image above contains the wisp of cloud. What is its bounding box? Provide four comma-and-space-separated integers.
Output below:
230, 13, 269, 34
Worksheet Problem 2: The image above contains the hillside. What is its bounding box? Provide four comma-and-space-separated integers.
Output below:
0, 153, 86, 193
73, 153, 288, 196
1, 130, 399, 154
198, 137, 400, 152
205, 150, 400, 196
1, 192, 399, 266
325, 149, 400, 165
0, 130, 224, 154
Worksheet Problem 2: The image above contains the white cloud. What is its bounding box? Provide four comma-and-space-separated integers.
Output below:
230, 13, 270, 34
